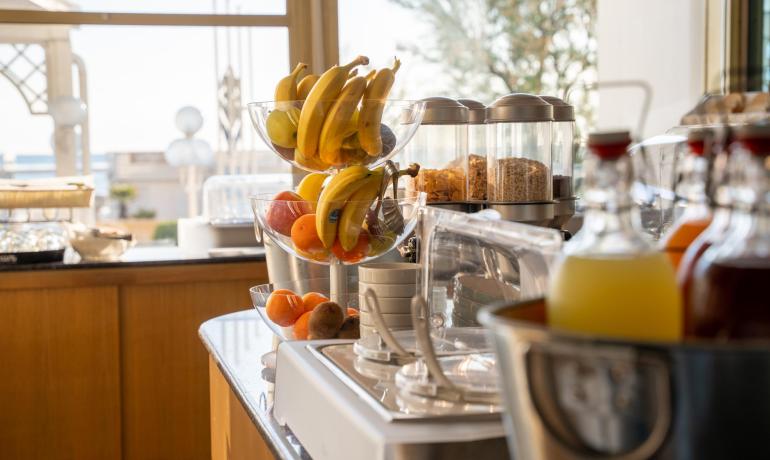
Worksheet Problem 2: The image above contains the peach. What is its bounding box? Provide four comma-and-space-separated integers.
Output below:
266, 191, 312, 236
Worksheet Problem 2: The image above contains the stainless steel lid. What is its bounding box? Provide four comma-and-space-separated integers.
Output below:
419, 97, 469, 125
735, 121, 770, 139
587, 130, 632, 146
486, 93, 553, 123
538, 95, 575, 122
457, 98, 486, 124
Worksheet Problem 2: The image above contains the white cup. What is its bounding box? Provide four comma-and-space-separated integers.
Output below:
358, 281, 417, 298
360, 311, 413, 328
358, 262, 420, 284
359, 295, 412, 313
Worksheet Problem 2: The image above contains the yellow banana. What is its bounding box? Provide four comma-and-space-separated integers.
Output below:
315, 165, 374, 248
294, 148, 330, 171
297, 55, 369, 159
275, 62, 308, 110
297, 74, 320, 101
358, 58, 401, 156
296, 172, 328, 210
318, 76, 367, 166
338, 170, 384, 251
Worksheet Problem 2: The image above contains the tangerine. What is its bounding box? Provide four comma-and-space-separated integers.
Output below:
291, 214, 328, 259
265, 288, 304, 326
347, 307, 359, 317
293, 311, 312, 340
302, 291, 330, 313
331, 232, 369, 263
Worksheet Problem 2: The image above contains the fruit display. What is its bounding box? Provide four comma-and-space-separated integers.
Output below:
254, 162, 422, 265
247, 56, 425, 173
261, 288, 360, 340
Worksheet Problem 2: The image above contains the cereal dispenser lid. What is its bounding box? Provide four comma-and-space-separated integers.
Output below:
418, 97, 469, 125
457, 98, 486, 124
486, 93, 554, 123
538, 95, 575, 122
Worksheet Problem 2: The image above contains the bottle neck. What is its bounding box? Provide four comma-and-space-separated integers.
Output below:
568, 153, 651, 255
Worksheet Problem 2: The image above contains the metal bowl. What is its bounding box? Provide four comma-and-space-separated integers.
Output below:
479, 298, 770, 460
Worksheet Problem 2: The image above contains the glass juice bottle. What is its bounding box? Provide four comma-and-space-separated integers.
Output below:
677, 129, 735, 335
661, 129, 713, 269
547, 131, 682, 341
690, 124, 770, 339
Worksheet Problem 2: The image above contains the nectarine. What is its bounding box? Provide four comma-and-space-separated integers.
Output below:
266, 191, 312, 236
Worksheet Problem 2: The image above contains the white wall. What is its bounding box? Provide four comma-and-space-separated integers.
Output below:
597, 0, 706, 138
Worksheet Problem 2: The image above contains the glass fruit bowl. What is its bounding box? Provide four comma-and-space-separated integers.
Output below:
251, 190, 424, 265
250, 278, 359, 341
247, 99, 426, 173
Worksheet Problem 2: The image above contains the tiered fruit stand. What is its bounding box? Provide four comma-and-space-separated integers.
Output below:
246, 56, 427, 339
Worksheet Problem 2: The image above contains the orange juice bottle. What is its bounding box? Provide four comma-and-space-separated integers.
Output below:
547, 131, 682, 341
661, 129, 713, 269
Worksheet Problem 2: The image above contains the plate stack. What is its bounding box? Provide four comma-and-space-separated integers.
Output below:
358, 262, 420, 338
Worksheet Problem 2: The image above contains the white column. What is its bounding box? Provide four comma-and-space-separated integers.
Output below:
45, 38, 77, 176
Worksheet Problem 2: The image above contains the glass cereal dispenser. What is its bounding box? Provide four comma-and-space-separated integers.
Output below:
458, 99, 487, 201
540, 95, 576, 228
404, 97, 469, 205
486, 93, 554, 224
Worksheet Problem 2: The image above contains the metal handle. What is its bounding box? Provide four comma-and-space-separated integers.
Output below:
363, 288, 411, 359
524, 347, 671, 460
410, 296, 457, 391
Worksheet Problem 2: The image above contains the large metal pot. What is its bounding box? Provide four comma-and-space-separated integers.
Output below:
479, 299, 770, 460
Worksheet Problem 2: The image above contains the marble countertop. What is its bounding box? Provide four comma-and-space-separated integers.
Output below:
0, 246, 266, 272
199, 310, 308, 460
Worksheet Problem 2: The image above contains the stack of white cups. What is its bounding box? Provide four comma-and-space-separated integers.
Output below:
358, 262, 420, 339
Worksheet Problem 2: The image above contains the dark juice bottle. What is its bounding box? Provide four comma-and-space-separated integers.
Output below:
692, 258, 770, 338
690, 123, 770, 339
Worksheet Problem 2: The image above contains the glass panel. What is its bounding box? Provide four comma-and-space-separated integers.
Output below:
0, 24, 289, 235
2, 0, 287, 15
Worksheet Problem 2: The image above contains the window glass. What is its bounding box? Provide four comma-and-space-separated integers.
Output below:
0, 23, 289, 232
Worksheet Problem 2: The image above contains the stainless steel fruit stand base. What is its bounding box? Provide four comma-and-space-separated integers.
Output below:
273, 340, 507, 460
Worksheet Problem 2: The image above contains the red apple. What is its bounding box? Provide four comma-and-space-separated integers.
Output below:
266, 191, 312, 236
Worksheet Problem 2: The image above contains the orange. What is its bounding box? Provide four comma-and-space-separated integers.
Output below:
331, 232, 369, 263
302, 291, 329, 313
293, 311, 312, 340
265, 288, 304, 326
347, 307, 359, 317
291, 214, 327, 260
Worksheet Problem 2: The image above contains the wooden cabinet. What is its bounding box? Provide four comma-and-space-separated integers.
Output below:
0, 260, 267, 460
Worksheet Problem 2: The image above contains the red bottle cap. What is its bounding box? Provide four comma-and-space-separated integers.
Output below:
735, 123, 770, 156
587, 131, 632, 159
686, 129, 706, 156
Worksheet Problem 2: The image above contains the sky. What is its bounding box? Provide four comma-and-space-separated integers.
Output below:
0, 0, 432, 157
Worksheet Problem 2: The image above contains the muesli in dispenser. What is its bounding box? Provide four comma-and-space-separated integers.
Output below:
486, 94, 553, 204
404, 97, 469, 203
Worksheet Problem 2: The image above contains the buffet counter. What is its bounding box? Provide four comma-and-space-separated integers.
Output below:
0, 246, 268, 460
200, 309, 307, 460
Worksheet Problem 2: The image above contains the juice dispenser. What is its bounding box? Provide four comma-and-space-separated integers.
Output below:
690, 122, 770, 339
458, 99, 487, 201
404, 97, 470, 209
547, 130, 682, 341
486, 93, 554, 225
540, 95, 576, 228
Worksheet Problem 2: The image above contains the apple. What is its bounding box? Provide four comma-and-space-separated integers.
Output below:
266, 191, 312, 236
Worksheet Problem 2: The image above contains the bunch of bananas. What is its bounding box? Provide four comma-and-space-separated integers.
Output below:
266, 56, 401, 171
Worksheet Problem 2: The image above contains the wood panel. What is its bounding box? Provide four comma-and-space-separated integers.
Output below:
0, 287, 121, 460
209, 358, 274, 460
119, 276, 266, 460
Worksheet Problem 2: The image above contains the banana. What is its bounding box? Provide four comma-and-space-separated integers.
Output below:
315, 165, 375, 248
358, 58, 401, 156
318, 76, 367, 166
297, 74, 320, 101
275, 62, 308, 110
294, 148, 330, 171
338, 170, 384, 251
297, 55, 369, 160
296, 172, 328, 210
